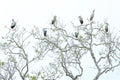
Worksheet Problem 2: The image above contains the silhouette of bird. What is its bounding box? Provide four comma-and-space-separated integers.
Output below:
78, 16, 83, 24
105, 23, 109, 32
90, 10, 95, 21
43, 28, 47, 37
75, 32, 79, 38
11, 19, 16, 29
51, 16, 57, 25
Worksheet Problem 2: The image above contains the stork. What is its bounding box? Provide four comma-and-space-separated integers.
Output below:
78, 16, 83, 24
11, 19, 16, 29
51, 16, 57, 25
75, 32, 79, 38
90, 9, 95, 21
43, 28, 47, 37
105, 23, 109, 32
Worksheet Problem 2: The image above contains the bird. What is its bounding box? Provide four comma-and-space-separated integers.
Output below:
75, 32, 79, 38
43, 28, 47, 37
105, 23, 109, 32
11, 19, 16, 29
51, 16, 57, 25
90, 9, 95, 21
78, 16, 83, 24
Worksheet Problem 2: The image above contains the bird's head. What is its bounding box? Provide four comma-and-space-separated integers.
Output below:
78, 16, 81, 19
105, 22, 109, 26
43, 28, 47, 31
93, 9, 95, 13
54, 16, 57, 19
12, 19, 14, 22
78, 16, 83, 20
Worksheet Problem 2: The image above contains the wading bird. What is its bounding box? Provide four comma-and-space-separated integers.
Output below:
78, 16, 83, 24
51, 16, 57, 25
43, 28, 47, 37
90, 9, 95, 21
105, 23, 109, 32
75, 32, 79, 38
11, 19, 16, 29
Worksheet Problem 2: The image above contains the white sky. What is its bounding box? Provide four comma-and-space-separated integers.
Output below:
0, 0, 120, 29
0, 0, 120, 80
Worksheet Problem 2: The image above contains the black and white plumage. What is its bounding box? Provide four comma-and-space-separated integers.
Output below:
11, 19, 16, 29
51, 16, 57, 25
75, 32, 79, 38
105, 23, 109, 32
90, 10, 95, 21
43, 28, 47, 37
78, 16, 83, 24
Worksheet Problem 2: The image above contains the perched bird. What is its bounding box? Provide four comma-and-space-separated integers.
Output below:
78, 16, 83, 24
105, 23, 109, 32
90, 9, 95, 21
51, 16, 57, 25
11, 19, 16, 29
75, 32, 79, 38
43, 28, 47, 37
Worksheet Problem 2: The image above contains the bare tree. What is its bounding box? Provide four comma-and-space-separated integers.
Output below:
0, 27, 52, 80
33, 16, 120, 80
0, 14, 120, 80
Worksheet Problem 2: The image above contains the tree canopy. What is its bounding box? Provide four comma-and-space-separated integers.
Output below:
0, 14, 120, 80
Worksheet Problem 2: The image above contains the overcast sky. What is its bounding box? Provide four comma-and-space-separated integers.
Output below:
0, 0, 120, 30
0, 0, 120, 80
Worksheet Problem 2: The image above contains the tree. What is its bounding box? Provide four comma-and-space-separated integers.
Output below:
0, 14, 120, 80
